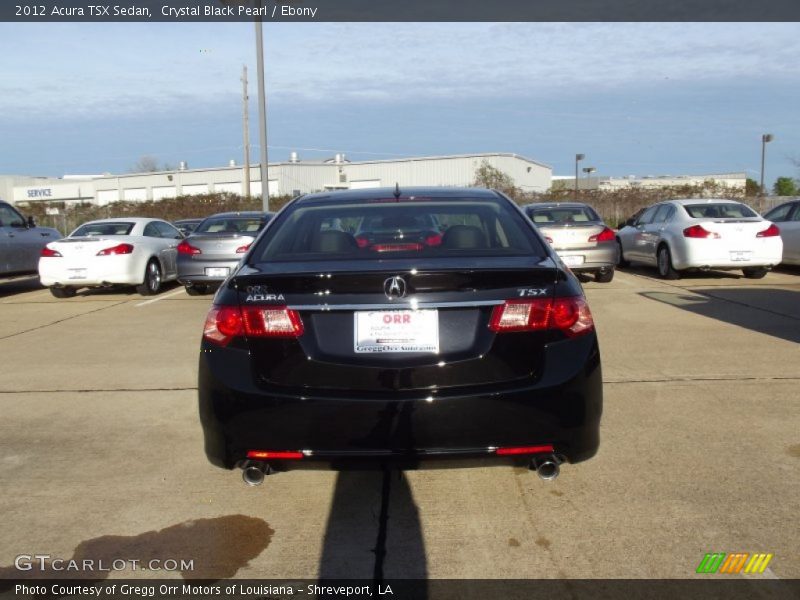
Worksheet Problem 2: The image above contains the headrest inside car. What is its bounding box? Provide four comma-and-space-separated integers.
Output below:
311, 230, 358, 253
441, 225, 488, 249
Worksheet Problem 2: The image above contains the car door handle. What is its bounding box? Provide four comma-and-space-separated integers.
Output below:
40, 232, 51, 236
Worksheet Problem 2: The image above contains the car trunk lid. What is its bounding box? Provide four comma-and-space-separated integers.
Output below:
695, 219, 772, 248
187, 233, 255, 259
537, 223, 605, 250
47, 236, 134, 258
233, 257, 559, 393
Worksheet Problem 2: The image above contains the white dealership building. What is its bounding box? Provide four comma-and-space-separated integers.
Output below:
3, 152, 552, 207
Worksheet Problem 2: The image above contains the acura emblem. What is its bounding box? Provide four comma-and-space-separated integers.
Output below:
383, 276, 407, 300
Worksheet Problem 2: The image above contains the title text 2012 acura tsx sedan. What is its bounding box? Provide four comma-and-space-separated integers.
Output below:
198, 187, 602, 486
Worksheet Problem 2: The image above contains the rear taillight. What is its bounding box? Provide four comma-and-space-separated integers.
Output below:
489, 297, 594, 337
683, 225, 720, 239
96, 243, 134, 256
425, 233, 443, 246
177, 240, 201, 255
756, 224, 780, 238
242, 306, 305, 338
203, 305, 304, 346
355, 235, 370, 249
371, 243, 424, 252
235, 244, 251, 254
588, 227, 615, 243
496, 445, 554, 456
246, 450, 304, 460
40, 247, 62, 257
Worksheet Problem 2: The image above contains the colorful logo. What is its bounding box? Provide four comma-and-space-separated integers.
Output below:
696, 552, 773, 574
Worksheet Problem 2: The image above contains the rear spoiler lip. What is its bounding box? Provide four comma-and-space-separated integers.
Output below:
235, 257, 558, 278
285, 299, 506, 311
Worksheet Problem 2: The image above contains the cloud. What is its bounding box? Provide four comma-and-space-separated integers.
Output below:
1, 22, 799, 119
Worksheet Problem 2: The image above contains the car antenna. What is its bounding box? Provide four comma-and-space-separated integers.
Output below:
393, 182, 401, 200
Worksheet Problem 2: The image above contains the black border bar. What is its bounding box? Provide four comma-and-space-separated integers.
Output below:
3, 579, 800, 600
3, 0, 800, 22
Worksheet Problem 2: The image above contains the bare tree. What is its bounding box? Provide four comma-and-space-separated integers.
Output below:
130, 155, 171, 173
473, 160, 519, 199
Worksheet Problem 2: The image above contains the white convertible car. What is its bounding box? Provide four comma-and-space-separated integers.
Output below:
38, 218, 183, 298
616, 199, 783, 279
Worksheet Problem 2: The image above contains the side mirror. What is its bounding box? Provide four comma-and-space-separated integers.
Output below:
27, 216, 36, 227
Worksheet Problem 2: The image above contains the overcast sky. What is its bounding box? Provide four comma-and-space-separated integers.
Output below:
1, 22, 799, 184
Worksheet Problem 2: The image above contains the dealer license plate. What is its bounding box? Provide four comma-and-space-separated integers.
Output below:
730, 251, 752, 262
354, 310, 439, 353
205, 267, 230, 277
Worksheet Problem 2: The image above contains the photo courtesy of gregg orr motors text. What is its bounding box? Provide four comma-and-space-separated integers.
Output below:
14, 554, 194, 572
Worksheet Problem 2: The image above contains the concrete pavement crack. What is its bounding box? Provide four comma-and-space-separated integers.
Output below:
605, 376, 800, 384
0, 300, 131, 340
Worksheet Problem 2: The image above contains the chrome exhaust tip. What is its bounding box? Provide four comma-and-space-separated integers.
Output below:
531, 455, 561, 481
241, 461, 269, 486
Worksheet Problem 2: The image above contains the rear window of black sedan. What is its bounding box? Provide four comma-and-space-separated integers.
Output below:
252, 197, 544, 262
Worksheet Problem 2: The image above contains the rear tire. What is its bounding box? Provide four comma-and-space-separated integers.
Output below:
595, 269, 615, 283
616, 239, 629, 268
136, 260, 162, 296
49, 286, 76, 299
742, 267, 768, 279
185, 284, 208, 296
657, 245, 680, 280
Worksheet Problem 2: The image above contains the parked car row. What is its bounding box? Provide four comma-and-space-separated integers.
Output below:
33, 211, 274, 297
2, 195, 798, 296
522, 198, 792, 281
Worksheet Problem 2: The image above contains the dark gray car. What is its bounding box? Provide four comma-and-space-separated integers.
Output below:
177, 211, 274, 294
173, 218, 203, 237
0, 201, 61, 277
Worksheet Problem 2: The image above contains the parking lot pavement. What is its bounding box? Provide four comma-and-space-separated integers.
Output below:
0, 269, 798, 580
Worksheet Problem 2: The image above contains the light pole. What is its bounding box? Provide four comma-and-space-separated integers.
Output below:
574, 154, 585, 200
254, 7, 269, 211
582, 166, 596, 191
241, 65, 251, 198
221, 0, 269, 210
760, 133, 773, 197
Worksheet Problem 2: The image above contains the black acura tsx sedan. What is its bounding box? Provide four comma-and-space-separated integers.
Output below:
198, 187, 602, 485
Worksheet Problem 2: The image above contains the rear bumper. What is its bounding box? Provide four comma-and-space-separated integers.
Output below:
198, 334, 602, 470
177, 256, 240, 284
671, 238, 783, 270
38, 256, 143, 287
555, 244, 617, 271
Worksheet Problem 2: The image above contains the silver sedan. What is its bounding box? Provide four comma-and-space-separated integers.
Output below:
524, 202, 618, 282
763, 200, 800, 265
177, 211, 274, 295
